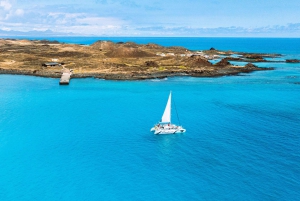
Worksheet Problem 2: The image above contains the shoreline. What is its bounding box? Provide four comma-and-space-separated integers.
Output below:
0, 66, 274, 80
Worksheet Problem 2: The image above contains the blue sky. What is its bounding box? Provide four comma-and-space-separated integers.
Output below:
0, 0, 299, 36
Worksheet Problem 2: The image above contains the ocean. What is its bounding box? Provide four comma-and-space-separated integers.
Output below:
0, 37, 299, 200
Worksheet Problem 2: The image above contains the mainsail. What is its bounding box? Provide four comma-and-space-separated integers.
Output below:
160, 92, 171, 123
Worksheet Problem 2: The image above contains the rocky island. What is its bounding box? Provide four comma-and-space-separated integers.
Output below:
0, 39, 279, 80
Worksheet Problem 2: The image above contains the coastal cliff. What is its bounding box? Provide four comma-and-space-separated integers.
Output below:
0, 39, 274, 80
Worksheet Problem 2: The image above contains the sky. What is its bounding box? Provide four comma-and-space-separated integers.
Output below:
0, 0, 300, 37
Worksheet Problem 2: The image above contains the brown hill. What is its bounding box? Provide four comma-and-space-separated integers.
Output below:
91, 41, 156, 58
91, 40, 116, 51
215, 58, 231, 66
105, 46, 155, 58
185, 56, 212, 67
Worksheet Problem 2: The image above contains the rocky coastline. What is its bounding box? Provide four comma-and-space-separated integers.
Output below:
0, 66, 273, 80
0, 39, 288, 81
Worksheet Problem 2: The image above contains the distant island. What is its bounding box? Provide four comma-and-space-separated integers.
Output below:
0, 38, 294, 80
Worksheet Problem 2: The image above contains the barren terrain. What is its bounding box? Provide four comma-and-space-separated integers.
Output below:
0, 39, 274, 80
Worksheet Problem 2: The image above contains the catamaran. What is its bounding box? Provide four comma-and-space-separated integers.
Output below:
150, 91, 186, 134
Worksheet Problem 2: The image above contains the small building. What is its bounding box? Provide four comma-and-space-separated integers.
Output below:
42, 62, 62, 67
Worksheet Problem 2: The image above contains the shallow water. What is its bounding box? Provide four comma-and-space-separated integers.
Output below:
0, 37, 299, 200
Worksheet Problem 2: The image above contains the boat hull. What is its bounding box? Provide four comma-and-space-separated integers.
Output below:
151, 124, 186, 134
154, 128, 186, 135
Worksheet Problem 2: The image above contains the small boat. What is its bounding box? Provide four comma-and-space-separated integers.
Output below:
150, 91, 186, 134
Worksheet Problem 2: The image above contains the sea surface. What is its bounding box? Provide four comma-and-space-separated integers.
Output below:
0, 37, 300, 201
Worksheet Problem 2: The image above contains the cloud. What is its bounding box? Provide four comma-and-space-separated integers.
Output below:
133, 24, 300, 37
1, 22, 300, 36
15, 9, 24, 16
0, 8, 127, 35
0, 1, 25, 20
0, 1, 299, 37
2, 26, 10, 31
76, 17, 124, 26
0, 0, 12, 11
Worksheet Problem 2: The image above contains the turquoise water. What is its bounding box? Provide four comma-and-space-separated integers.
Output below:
11, 36, 300, 54
0, 38, 300, 200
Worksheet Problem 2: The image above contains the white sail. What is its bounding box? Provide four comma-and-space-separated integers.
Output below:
161, 92, 171, 123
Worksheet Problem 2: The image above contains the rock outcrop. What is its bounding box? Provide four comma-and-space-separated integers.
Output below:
286, 59, 300, 63
215, 58, 231, 66
185, 56, 212, 67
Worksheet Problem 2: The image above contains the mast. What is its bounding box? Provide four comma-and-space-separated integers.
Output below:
173, 95, 181, 125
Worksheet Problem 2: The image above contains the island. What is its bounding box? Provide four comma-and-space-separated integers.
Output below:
0, 39, 281, 80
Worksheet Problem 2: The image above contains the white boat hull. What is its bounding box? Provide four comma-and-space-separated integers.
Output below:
151, 124, 186, 135
154, 128, 186, 135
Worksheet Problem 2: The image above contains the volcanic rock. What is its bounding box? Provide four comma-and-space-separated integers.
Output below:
286, 59, 300, 63
215, 58, 231, 66
244, 54, 264, 60
185, 56, 212, 67
244, 62, 258, 68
